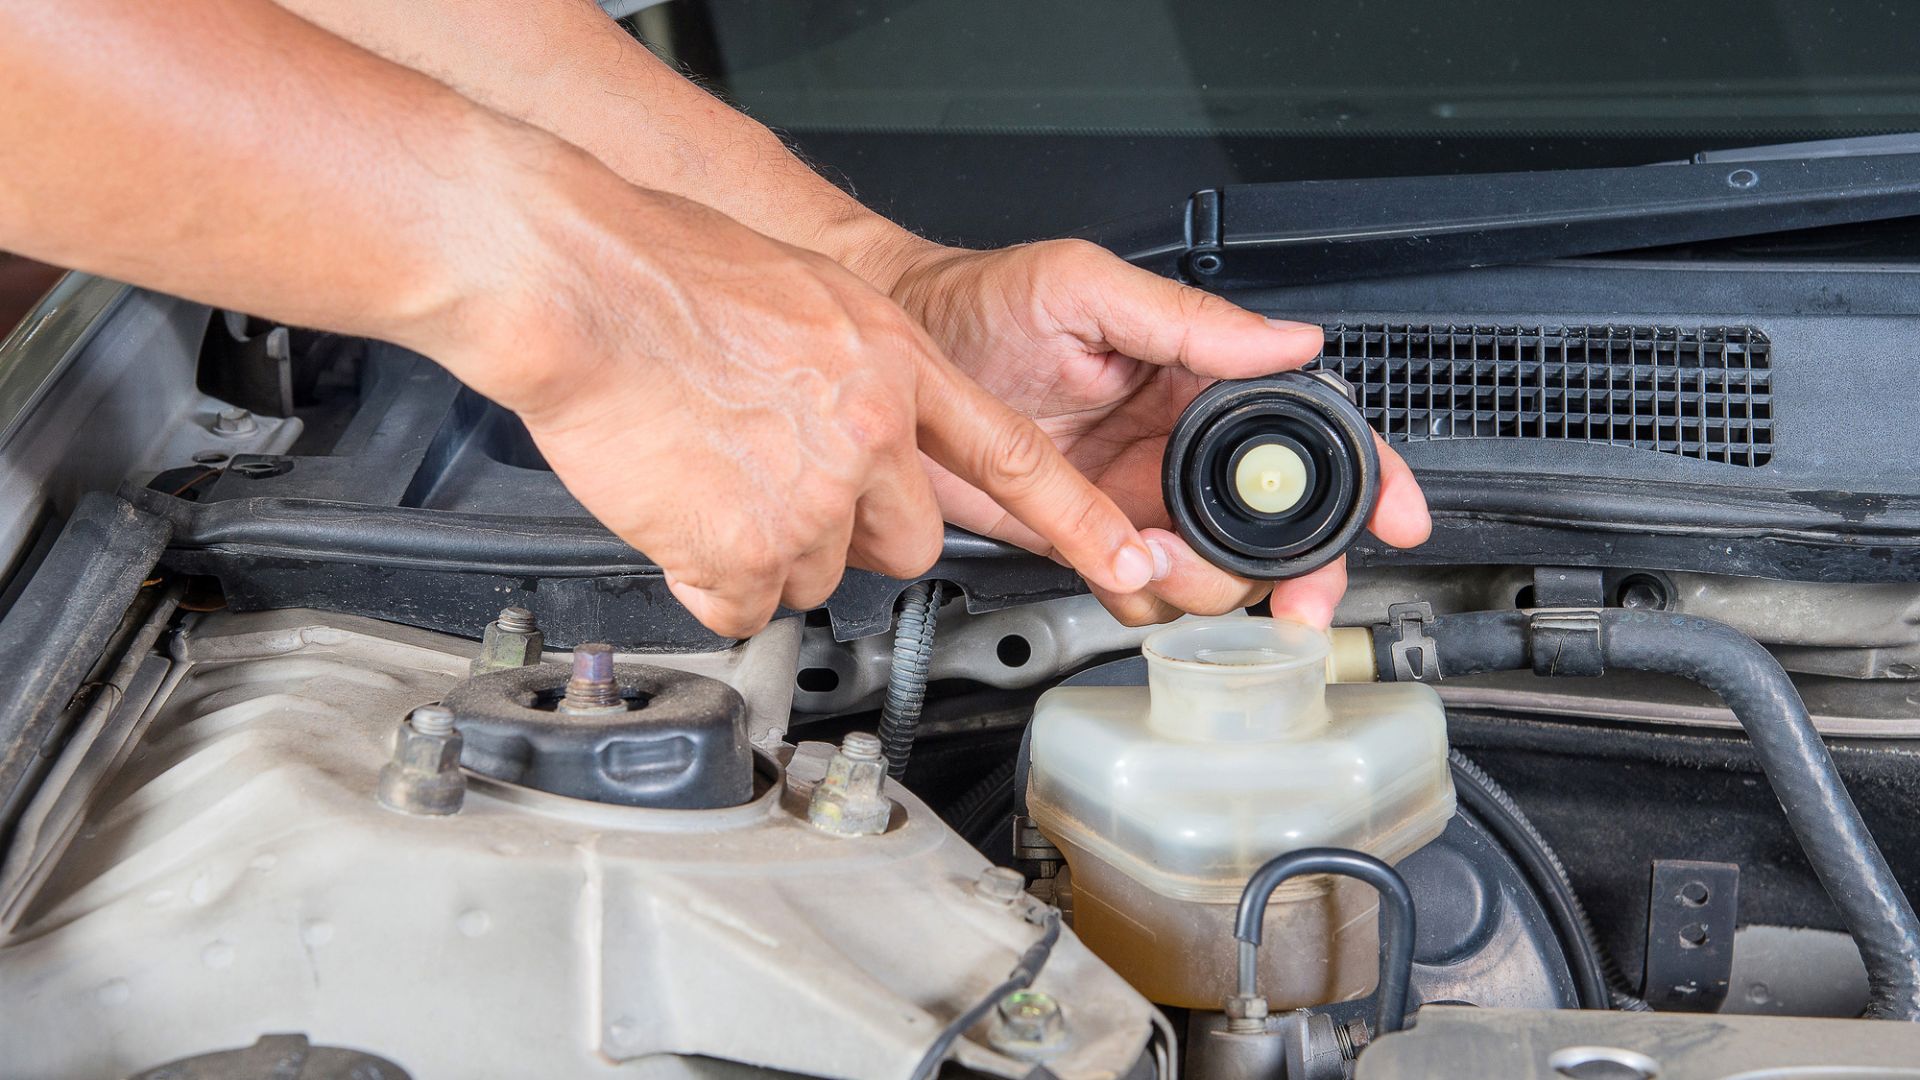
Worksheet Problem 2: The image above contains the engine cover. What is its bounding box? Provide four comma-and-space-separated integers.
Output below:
0, 609, 1154, 1079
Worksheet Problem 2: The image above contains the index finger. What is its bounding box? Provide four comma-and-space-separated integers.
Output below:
915, 359, 1154, 595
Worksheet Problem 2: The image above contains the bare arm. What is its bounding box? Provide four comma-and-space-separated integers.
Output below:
0, 0, 527, 351
0, 0, 1158, 636
259, 0, 1432, 626
269, 0, 939, 288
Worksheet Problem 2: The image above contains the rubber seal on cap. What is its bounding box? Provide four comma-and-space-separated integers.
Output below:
1161, 370, 1381, 580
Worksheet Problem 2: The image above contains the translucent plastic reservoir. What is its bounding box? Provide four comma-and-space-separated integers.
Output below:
1026, 618, 1454, 1010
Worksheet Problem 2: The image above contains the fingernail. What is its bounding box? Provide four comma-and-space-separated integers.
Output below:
1147, 539, 1173, 582
1111, 543, 1154, 592
1264, 317, 1320, 336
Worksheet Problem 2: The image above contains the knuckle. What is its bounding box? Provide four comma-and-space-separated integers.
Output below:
1039, 237, 1109, 273
903, 522, 945, 576
784, 569, 846, 611
716, 605, 775, 639
1104, 594, 1164, 628
1052, 484, 1114, 549
1175, 286, 1225, 333
977, 418, 1053, 496
784, 490, 844, 542
731, 545, 789, 584
871, 523, 943, 579
838, 390, 911, 456
1189, 593, 1251, 617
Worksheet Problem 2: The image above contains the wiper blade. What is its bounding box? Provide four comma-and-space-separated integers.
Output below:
1100, 135, 1920, 288
1692, 132, 1920, 163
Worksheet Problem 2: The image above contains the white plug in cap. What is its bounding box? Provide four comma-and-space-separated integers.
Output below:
1233, 443, 1308, 515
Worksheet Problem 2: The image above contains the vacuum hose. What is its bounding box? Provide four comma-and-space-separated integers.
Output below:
878, 581, 942, 779
1374, 608, 1920, 1020
1234, 848, 1417, 1035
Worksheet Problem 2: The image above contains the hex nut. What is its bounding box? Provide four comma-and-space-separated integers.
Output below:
989, 990, 1068, 1060
470, 609, 544, 675
807, 734, 892, 836
1223, 992, 1271, 1035
377, 708, 466, 816
212, 407, 258, 437
975, 866, 1027, 905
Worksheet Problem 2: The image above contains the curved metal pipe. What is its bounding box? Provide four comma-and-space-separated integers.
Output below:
1233, 847, 1417, 1035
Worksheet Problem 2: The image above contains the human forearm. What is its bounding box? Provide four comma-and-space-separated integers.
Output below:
0, 0, 524, 353
268, 0, 942, 290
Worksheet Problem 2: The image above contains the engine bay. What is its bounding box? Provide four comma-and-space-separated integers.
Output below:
7, 245, 1920, 1077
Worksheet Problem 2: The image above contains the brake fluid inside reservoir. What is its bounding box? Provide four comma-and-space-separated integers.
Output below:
1024, 617, 1456, 1009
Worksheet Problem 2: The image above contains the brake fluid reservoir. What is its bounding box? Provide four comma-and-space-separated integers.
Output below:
1026, 617, 1453, 1010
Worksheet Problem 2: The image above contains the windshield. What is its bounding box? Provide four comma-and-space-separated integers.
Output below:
633, 1, 1920, 245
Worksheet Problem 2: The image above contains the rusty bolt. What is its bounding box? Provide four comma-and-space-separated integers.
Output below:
559, 643, 623, 714
377, 705, 465, 816
470, 606, 544, 675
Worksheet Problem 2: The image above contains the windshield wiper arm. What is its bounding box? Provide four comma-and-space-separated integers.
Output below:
1691, 132, 1920, 163
1098, 133, 1920, 288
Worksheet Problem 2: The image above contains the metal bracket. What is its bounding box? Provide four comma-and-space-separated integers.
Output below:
1386, 602, 1441, 683
1642, 859, 1741, 1011
1305, 368, 1359, 404
1530, 609, 1606, 678
1012, 815, 1064, 879
1531, 567, 1608, 608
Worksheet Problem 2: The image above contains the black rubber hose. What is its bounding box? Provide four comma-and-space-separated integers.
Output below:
1450, 750, 1617, 1010
1378, 608, 1920, 1020
1372, 609, 1530, 678
878, 581, 942, 779
1234, 848, 1416, 1035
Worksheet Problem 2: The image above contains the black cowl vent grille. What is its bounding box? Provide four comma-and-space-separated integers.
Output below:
1312, 324, 1773, 467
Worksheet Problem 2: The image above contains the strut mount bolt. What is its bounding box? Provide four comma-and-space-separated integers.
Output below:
840, 731, 883, 762
807, 732, 892, 836
409, 704, 455, 737
559, 643, 623, 714
377, 705, 465, 816
471, 606, 544, 675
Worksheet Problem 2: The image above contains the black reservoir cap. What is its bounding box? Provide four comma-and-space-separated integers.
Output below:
1163, 370, 1380, 580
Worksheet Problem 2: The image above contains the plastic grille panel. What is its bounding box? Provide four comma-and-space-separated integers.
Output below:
1313, 324, 1773, 466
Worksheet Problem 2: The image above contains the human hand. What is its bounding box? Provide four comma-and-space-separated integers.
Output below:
414, 159, 1158, 638
887, 239, 1431, 627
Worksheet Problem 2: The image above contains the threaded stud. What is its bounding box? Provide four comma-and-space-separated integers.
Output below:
840, 731, 883, 762
561, 643, 622, 712
409, 704, 455, 737
495, 606, 537, 634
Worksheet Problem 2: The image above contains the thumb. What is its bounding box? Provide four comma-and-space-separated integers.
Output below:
1041, 241, 1324, 379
